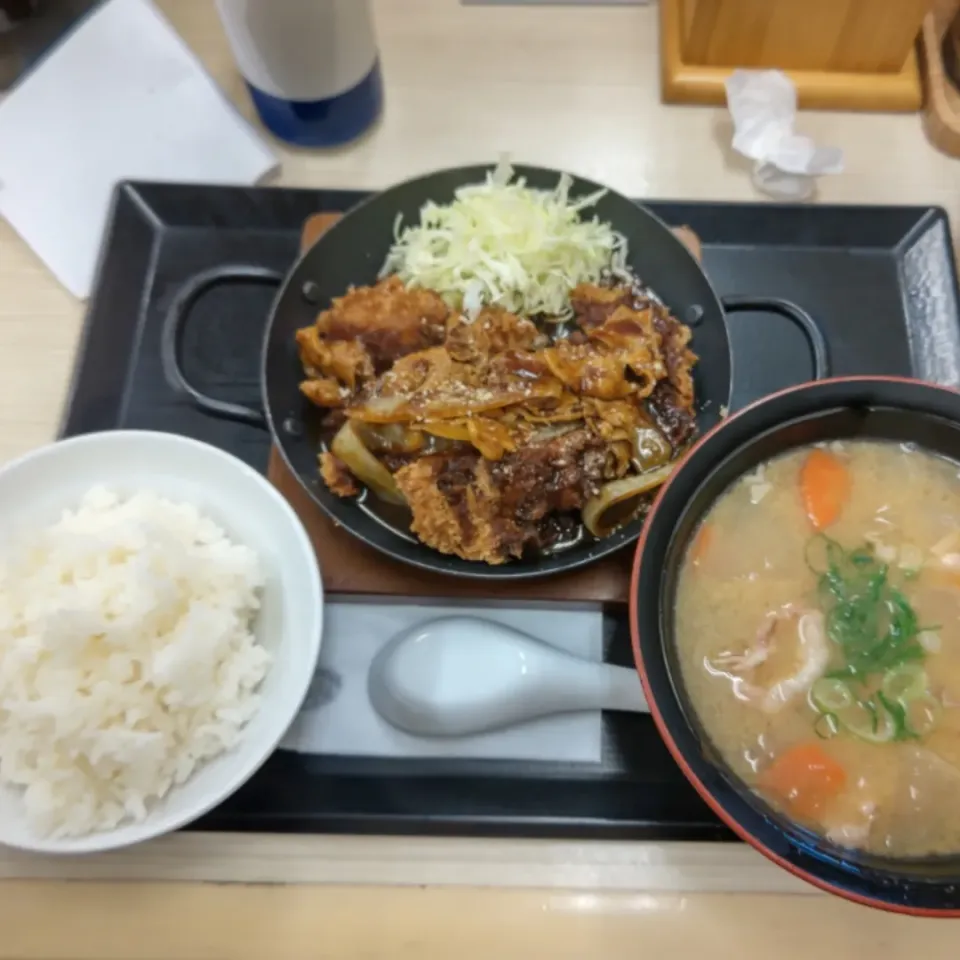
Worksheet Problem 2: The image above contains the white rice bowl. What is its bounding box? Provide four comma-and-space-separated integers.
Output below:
0, 431, 322, 853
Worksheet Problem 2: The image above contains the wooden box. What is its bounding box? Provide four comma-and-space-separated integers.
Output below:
661, 0, 930, 111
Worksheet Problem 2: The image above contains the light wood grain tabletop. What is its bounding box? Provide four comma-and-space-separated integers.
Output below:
2, 1, 960, 957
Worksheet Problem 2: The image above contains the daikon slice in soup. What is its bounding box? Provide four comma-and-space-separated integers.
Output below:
675, 440, 960, 857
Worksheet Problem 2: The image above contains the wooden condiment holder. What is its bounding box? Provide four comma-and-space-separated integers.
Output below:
920, 0, 960, 156
266, 215, 703, 606
660, 0, 928, 112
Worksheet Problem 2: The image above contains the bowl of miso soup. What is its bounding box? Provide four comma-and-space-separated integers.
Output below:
631, 376, 960, 914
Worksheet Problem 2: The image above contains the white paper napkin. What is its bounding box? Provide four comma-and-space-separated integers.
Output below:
280, 602, 605, 764
725, 69, 843, 201
0, 0, 278, 298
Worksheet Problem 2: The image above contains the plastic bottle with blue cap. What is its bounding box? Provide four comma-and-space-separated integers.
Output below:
214, 0, 383, 148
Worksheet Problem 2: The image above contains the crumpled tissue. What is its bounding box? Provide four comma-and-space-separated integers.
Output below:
725, 69, 844, 201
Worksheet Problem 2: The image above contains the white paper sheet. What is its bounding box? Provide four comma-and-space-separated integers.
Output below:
280, 602, 605, 764
0, 0, 278, 298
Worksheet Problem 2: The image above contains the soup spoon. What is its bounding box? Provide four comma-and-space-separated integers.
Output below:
368, 615, 648, 737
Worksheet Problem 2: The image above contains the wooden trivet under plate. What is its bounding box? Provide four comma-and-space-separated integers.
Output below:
267, 213, 703, 605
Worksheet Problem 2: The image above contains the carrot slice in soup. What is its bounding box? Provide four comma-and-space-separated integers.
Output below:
800, 449, 850, 530
946, 572, 960, 591
758, 743, 847, 821
690, 523, 712, 566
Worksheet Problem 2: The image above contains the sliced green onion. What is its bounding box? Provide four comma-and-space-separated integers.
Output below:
810, 677, 855, 714
805, 533, 841, 576
806, 536, 940, 743
838, 700, 896, 744
848, 547, 875, 567
813, 712, 840, 740
810, 537, 928, 679
876, 692, 914, 741
880, 664, 928, 704
904, 693, 941, 737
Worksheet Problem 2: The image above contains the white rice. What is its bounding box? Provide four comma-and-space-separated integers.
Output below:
0, 487, 270, 838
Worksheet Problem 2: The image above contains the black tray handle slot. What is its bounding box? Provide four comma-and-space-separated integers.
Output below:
161, 265, 283, 427
721, 296, 830, 381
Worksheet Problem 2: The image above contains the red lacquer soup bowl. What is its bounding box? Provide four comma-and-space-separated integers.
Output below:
631, 376, 960, 915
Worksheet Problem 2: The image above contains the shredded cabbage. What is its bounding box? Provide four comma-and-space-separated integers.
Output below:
380, 160, 628, 321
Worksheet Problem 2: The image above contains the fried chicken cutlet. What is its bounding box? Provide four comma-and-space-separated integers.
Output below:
394, 427, 609, 564
296, 276, 450, 407
571, 282, 698, 445
297, 277, 698, 565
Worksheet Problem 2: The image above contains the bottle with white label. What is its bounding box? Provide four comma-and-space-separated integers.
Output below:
214, 0, 383, 148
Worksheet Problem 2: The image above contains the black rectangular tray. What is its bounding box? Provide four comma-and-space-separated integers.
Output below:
60, 182, 960, 839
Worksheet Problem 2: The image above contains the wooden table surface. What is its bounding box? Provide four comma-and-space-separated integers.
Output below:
3, 1, 960, 956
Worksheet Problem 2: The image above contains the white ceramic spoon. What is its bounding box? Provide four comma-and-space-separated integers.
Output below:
368, 615, 648, 737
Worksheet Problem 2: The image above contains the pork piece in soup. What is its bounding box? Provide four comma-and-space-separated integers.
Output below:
675, 440, 960, 857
